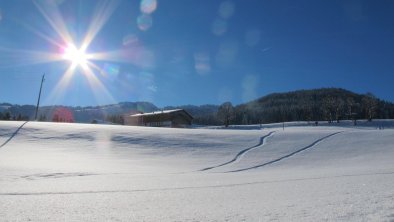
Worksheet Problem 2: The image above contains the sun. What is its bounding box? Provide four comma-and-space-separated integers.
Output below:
62, 44, 90, 67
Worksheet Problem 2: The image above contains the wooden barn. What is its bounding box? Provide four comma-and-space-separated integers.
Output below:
124, 109, 193, 128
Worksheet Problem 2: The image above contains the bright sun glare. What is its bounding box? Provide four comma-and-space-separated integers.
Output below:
12, 0, 123, 104
63, 44, 90, 67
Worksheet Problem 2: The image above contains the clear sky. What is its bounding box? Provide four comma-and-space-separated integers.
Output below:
0, 0, 393, 107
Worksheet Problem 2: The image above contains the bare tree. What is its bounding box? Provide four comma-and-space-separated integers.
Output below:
322, 96, 336, 123
362, 93, 378, 121
346, 97, 358, 125
334, 97, 345, 123
346, 97, 355, 119
217, 102, 235, 127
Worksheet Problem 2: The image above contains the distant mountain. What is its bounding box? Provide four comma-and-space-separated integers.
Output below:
1, 88, 394, 125
70, 102, 158, 123
0, 104, 36, 121
0, 101, 158, 123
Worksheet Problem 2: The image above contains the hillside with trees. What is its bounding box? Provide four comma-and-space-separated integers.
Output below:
231, 88, 394, 125
163, 88, 394, 126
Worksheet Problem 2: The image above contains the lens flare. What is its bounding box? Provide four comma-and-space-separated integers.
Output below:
219, 1, 235, 19
140, 0, 157, 14
212, 18, 227, 36
122, 34, 139, 46
137, 14, 153, 31
101, 63, 120, 79
194, 52, 211, 75
241, 75, 258, 102
52, 107, 74, 122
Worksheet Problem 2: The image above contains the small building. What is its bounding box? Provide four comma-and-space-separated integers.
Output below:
124, 109, 193, 128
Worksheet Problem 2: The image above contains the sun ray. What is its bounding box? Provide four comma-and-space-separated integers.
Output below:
33, 0, 74, 45
81, 0, 120, 51
0, 47, 64, 68
45, 65, 77, 105
17, 20, 65, 49
86, 61, 105, 76
89, 47, 155, 69
81, 65, 116, 105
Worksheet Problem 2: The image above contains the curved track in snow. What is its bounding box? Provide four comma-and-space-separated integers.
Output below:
226, 131, 344, 173
199, 131, 275, 171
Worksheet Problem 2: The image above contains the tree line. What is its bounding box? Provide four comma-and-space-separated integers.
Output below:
214, 88, 394, 127
1, 88, 393, 126
0, 111, 30, 121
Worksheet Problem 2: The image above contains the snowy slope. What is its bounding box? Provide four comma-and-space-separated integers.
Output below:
0, 121, 394, 221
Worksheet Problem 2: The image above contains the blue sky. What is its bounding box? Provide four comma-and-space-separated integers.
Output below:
0, 0, 393, 107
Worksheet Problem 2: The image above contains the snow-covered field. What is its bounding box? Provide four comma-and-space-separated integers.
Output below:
1, 121, 394, 221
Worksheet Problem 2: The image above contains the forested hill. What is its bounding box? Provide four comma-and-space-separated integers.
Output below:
1, 88, 394, 125
232, 88, 394, 124
161, 88, 394, 125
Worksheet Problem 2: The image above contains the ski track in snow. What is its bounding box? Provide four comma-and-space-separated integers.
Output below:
20, 172, 98, 180
0, 121, 28, 149
199, 131, 275, 171
226, 131, 344, 173
1, 170, 393, 196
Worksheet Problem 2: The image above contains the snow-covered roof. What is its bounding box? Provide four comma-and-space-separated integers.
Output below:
129, 109, 185, 117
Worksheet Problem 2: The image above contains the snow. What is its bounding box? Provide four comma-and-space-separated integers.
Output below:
129, 109, 184, 116
1, 120, 394, 221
